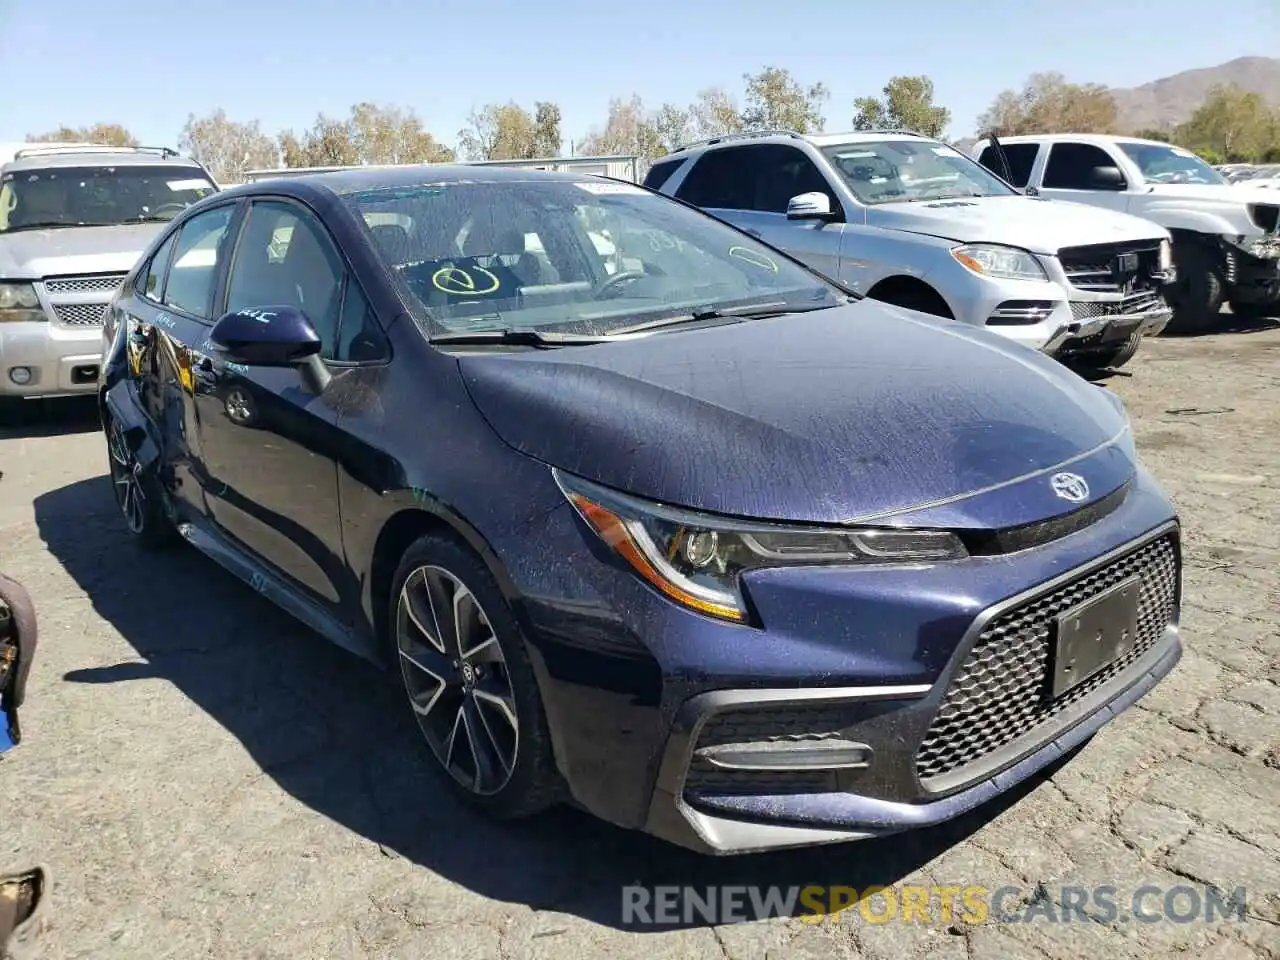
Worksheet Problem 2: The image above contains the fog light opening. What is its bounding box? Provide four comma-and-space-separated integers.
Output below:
7, 366, 33, 386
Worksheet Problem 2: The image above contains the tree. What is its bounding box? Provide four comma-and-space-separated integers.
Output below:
457, 102, 561, 161
578, 95, 687, 159
1173, 84, 1277, 162
531, 102, 563, 158
26, 123, 138, 147
347, 102, 455, 165
279, 103, 454, 168
688, 87, 744, 140
975, 72, 1118, 136
1131, 128, 1172, 143
178, 109, 278, 182
740, 67, 828, 133
852, 75, 951, 138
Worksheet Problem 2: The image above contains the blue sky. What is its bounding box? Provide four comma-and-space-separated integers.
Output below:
2, 0, 1277, 152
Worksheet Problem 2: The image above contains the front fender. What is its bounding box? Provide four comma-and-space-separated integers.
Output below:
102, 379, 161, 470
1143, 206, 1248, 238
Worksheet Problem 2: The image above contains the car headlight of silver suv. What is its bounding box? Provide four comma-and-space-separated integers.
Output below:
0, 283, 45, 323
555, 469, 968, 623
951, 244, 1048, 282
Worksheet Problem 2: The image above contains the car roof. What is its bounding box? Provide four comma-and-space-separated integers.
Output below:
221, 163, 615, 199
2, 147, 205, 175
670, 129, 937, 156
980, 134, 1175, 149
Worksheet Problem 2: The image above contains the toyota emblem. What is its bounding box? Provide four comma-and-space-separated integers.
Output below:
1050, 472, 1090, 503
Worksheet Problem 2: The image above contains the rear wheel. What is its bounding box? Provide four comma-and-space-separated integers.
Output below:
104, 414, 176, 549
1164, 241, 1224, 335
390, 534, 563, 818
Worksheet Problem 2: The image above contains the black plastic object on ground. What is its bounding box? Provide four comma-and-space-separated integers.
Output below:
0, 572, 38, 750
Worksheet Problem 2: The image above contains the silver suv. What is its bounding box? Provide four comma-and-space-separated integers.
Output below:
647, 130, 1176, 369
1, 145, 218, 407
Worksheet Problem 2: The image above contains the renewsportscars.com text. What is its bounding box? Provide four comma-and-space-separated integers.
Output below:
621, 883, 1248, 926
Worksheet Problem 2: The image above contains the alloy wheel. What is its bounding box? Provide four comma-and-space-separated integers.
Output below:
106, 418, 147, 535
396, 565, 519, 796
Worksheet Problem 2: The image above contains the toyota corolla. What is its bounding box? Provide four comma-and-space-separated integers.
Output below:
97, 166, 1182, 855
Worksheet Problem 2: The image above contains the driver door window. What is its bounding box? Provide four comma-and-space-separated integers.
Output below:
162, 204, 235, 319
225, 201, 344, 358
1043, 143, 1123, 189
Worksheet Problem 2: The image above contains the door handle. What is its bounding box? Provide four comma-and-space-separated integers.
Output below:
197, 356, 213, 372
744, 228, 762, 237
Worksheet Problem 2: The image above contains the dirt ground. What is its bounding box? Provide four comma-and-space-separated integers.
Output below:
1, 319, 1278, 959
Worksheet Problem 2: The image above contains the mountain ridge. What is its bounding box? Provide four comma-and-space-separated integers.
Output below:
1109, 56, 1280, 132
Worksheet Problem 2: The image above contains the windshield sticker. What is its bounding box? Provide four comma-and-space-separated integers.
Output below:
167, 178, 212, 191
431, 265, 501, 296
574, 181, 646, 195
1170, 147, 1197, 158
728, 246, 779, 272
931, 146, 957, 156
835, 151, 876, 159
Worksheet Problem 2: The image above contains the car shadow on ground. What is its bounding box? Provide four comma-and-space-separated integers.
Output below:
35, 474, 1067, 931
0, 397, 100, 441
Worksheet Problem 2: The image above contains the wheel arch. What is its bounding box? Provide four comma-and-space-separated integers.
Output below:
366, 497, 521, 664
865, 275, 956, 318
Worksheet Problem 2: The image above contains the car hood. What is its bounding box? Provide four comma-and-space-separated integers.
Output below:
0, 223, 164, 278
1147, 182, 1280, 206
865, 195, 1167, 254
458, 302, 1132, 525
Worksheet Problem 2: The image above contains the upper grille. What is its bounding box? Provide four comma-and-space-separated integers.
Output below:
1059, 241, 1162, 293
915, 533, 1178, 787
42, 273, 126, 295
52, 302, 109, 326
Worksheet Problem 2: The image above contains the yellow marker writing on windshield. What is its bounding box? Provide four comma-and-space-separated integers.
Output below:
728, 246, 779, 272
432, 265, 501, 295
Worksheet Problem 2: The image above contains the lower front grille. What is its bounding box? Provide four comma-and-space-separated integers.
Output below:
1070, 291, 1165, 321
52, 302, 109, 326
915, 532, 1179, 788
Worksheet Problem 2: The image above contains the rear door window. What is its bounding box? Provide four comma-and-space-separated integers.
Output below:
977, 143, 1040, 188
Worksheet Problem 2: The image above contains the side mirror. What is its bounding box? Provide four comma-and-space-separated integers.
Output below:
209, 304, 331, 393
1090, 166, 1127, 191
786, 192, 835, 221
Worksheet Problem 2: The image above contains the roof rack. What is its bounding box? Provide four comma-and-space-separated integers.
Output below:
670, 129, 806, 154
11, 144, 181, 161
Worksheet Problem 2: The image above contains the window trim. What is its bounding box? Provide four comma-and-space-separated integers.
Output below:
151, 199, 245, 323
223, 194, 390, 367
135, 228, 180, 306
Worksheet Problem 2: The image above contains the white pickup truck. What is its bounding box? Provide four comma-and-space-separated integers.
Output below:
971, 134, 1280, 332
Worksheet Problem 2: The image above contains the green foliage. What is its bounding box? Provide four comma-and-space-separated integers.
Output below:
852, 76, 951, 138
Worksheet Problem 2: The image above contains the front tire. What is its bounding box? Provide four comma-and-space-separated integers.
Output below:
1165, 242, 1224, 335
390, 534, 563, 819
104, 413, 176, 549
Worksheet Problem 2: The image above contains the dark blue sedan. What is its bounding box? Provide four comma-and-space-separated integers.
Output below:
96, 165, 1182, 855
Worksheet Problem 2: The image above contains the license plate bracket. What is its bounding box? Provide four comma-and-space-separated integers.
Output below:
1050, 575, 1141, 699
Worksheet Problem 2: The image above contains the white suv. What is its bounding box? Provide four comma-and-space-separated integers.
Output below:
972, 134, 1280, 332
0, 145, 218, 411
646, 129, 1175, 370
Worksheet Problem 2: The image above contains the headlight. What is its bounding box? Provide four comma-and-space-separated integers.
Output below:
555, 470, 968, 623
0, 282, 45, 323
951, 244, 1048, 282
1159, 239, 1172, 271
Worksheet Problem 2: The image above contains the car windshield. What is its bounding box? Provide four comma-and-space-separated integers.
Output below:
0, 165, 217, 233
342, 178, 846, 338
820, 140, 1018, 205
1118, 143, 1227, 185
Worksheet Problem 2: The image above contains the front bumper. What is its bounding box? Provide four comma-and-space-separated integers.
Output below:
642, 523, 1181, 854
0, 320, 104, 398
1221, 240, 1280, 305
1057, 299, 1174, 358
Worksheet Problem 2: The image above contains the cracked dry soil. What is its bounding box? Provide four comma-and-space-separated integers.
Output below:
1, 323, 1278, 959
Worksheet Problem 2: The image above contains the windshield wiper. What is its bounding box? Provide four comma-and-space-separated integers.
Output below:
0, 220, 115, 233
609, 300, 843, 336
430, 328, 616, 347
